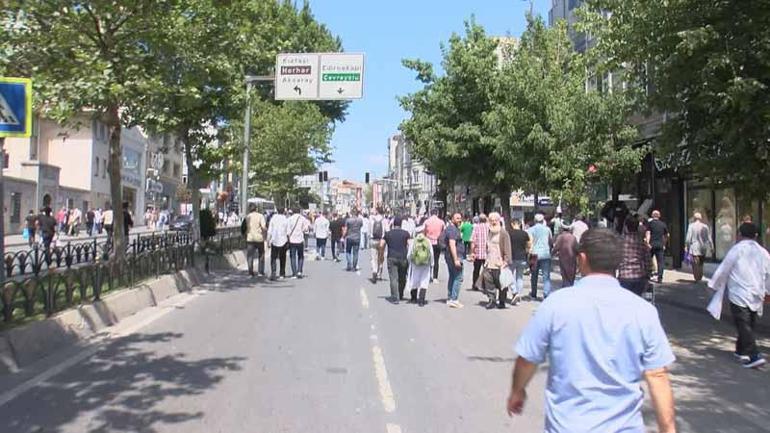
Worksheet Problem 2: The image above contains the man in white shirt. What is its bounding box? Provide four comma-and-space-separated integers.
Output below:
287, 209, 310, 278
314, 211, 331, 260
709, 222, 770, 368
369, 208, 386, 283
267, 209, 289, 280
569, 214, 590, 243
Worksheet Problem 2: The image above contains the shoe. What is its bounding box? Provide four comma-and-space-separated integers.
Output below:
289, 275, 298, 280
486, 300, 497, 310
418, 289, 427, 307
742, 355, 766, 369
409, 289, 418, 303
297, 273, 304, 279
371, 273, 378, 284
257, 273, 266, 277
498, 289, 509, 309
511, 294, 521, 306
269, 276, 277, 281
450, 300, 464, 309
733, 353, 751, 363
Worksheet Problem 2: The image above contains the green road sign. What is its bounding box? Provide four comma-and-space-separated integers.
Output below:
322, 73, 361, 82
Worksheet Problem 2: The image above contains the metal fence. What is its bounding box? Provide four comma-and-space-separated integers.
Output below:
0, 227, 245, 324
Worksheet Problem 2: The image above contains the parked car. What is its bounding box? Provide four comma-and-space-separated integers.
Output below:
169, 214, 193, 232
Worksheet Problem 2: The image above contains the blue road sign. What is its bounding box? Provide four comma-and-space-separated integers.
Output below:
0, 78, 32, 138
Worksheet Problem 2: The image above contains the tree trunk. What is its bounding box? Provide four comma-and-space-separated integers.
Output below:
106, 105, 126, 262
498, 185, 512, 222
182, 131, 201, 242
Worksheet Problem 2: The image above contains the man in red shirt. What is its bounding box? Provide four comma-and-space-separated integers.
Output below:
423, 209, 446, 282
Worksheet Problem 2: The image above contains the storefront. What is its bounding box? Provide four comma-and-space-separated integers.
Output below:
685, 182, 769, 260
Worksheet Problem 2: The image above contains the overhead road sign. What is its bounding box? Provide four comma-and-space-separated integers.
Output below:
274, 52, 365, 101
275, 53, 320, 100
319, 53, 364, 100
0, 77, 32, 138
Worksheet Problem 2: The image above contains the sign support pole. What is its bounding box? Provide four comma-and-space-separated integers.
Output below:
0, 137, 5, 284
240, 81, 253, 217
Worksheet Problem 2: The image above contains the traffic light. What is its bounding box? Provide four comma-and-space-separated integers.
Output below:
323, 171, 328, 182
365, 172, 370, 184
318, 172, 323, 182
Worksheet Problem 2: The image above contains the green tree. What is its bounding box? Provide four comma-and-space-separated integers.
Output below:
579, 0, 770, 199
1, 1, 178, 260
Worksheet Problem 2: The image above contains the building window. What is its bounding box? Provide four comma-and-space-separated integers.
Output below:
714, 188, 736, 260
162, 160, 170, 176
103, 158, 107, 178
94, 157, 100, 177
2, 151, 8, 169
10, 192, 21, 224
83, 201, 89, 211
173, 163, 180, 178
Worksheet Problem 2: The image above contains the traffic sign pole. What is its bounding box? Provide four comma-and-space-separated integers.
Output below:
0, 137, 5, 284
240, 81, 253, 217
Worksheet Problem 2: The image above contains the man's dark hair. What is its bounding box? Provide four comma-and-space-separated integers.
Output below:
625, 214, 639, 233
393, 216, 403, 227
739, 222, 759, 239
511, 218, 521, 227
122, 201, 129, 210
43, 207, 52, 216
578, 229, 623, 274
431, 209, 438, 216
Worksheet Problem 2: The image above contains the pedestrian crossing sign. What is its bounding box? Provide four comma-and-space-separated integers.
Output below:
0, 77, 32, 138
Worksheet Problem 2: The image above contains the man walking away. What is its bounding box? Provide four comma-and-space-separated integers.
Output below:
25, 210, 37, 247
329, 213, 344, 262
36, 207, 57, 253
287, 209, 309, 279
569, 213, 589, 243
94, 208, 103, 234
103, 206, 114, 241
314, 211, 330, 260
244, 203, 267, 277
508, 229, 677, 433
508, 219, 530, 304
460, 215, 473, 260
382, 217, 410, 303
618, 215, 652, 296
444, 212, 465, 308
424, 209, 446, 282
369, 208, 386, 283
470, 214, 489, 291
408, 228, 433, 307
527, 213, 553, 300
267, 209, 289, 280
551, 225, 578, 288
685, 212, 713, 282
122, 202, 133, 238
481, 212, 512, 309
708, 222, 770, 368
343, 209, 363, 271
645, 210, 669, 283
86, 208, 95, 237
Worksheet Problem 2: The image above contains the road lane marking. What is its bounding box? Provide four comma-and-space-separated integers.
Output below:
372, 345, 396, 413
360, 288, 370, 309
386, 423, 403, 433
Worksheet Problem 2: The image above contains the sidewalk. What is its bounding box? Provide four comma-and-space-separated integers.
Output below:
3, 225, 158, 249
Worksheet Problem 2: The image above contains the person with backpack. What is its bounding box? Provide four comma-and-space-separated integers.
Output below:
369, 208, 386, 283
408, 226, 434, 307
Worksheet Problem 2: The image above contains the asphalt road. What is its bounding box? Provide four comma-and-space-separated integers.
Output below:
0, 249, 768, 433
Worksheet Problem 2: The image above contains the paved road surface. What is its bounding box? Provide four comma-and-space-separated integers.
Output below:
0, 250, 768, 433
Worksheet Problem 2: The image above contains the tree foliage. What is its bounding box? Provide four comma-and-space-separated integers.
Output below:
579, 0, 770, 199
400, 16, 643, 213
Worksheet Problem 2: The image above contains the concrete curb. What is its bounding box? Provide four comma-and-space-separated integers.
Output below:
0, 250, 243, 375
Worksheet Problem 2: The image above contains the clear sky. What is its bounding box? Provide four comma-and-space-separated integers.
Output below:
309, 0, 551, 182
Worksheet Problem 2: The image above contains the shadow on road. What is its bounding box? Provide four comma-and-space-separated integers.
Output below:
646, 304, 770, 433
1, 332, 246, 433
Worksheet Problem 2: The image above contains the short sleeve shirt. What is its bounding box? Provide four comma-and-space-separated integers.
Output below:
509, 229, 530, 261
460, 221, 474, 242
647, 219, 668, 248
527, 224, 552, 259
444, 224, 465, 258
515, 275, 675, 433
383, 228, 410, 260
345, 217, 363, 243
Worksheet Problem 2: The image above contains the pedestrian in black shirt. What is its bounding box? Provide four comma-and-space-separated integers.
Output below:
25, 210, 37, 247
645, 210, 669, 283
329, 214, 344, 262
36, 207, 57, 252
382, 217, 411, 303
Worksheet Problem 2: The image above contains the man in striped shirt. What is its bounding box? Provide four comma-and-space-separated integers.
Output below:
470, 214, 489, 290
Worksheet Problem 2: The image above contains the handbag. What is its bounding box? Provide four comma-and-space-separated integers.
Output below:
528, 253, 539, 272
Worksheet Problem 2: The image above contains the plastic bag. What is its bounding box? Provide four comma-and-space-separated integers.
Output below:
500, 266, 515, 289
22, 228, 30, 240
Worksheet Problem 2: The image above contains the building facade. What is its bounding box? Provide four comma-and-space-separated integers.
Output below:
387, 133, 436, 216
2, 115, 182, 235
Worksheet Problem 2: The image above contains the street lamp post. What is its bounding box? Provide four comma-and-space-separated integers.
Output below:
240, 75, 274, 217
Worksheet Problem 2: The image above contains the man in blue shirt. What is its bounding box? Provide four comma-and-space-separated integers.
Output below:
508, 229, 677, 433
527, 213, 553, 299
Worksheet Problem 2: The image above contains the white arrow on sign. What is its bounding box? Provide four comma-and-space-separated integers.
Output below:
0, 93, 20, 126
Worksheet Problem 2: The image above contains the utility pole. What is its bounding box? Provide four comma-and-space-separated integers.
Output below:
240, 75, 274, 217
